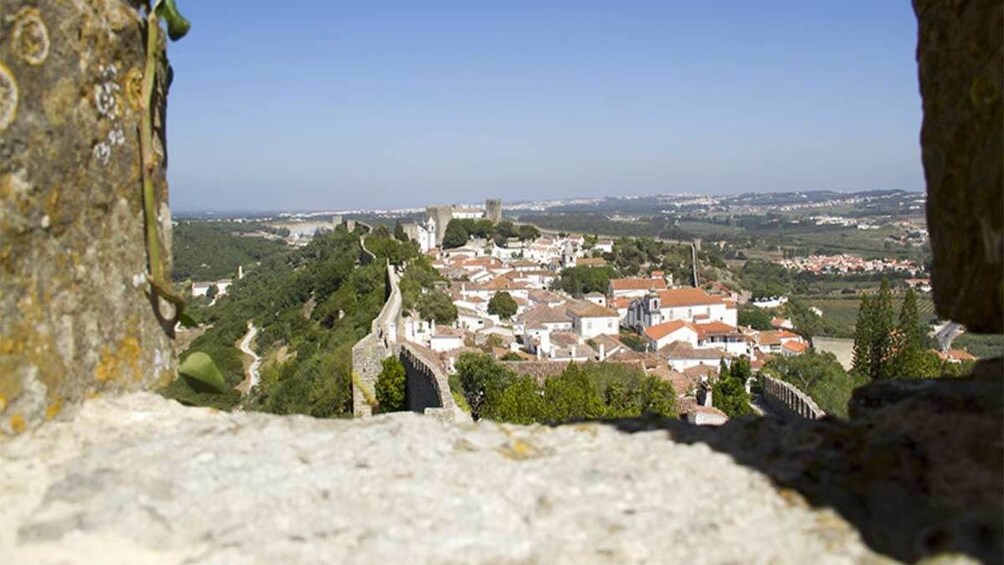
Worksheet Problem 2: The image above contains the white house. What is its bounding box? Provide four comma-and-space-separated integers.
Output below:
430, 327, 465, 352
660, 341, 731, 372
566, 300, 620, 339
627, 288, 737, 329
643, 320, 699, 351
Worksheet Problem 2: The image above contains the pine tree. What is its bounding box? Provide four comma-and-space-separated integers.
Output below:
890, 289, 934, 378
869, 279, 895, 380
897, 289, 922, 351
851, 294, 873, 376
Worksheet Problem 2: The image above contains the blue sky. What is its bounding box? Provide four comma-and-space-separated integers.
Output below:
166, 1, 923, 212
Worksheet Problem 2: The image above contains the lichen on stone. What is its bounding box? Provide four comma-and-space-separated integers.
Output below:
0, 63, 17, 132
11, 8, 50, 66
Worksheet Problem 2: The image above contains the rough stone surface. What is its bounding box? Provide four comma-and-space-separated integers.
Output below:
0, 0, 176, 435
0, 392, 902, 565
914, 0, 1003, 332
621, 372, 1002, 565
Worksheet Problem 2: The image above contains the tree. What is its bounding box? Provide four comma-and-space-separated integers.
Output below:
456, 352, 516, 420
640, 377, 678, 417
517, 224, 540, 242
737, 305, 774, 330
712, 371, 752, 418
394, 220, 408, 242
375, 357, 407, 413
442, 220, 469, 249
487, 291, 518, 320
869, 280, 895, 380
416, 290, 457, 324
889, 289, 939, 379
730, 355, 752, 383
851, 294, 873, 376
763, 351, 858, 418
205, 283, 219, 301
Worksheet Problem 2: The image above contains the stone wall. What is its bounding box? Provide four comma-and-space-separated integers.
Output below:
399, 342, 449, 414
760, 375, 826, 421
914, 0, 1003, 333
0, 0, 176, 435
351, 258, 400, 416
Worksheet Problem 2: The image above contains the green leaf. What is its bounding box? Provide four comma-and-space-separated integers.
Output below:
155, 0, 191, 41
178, 352, 228, 394
177, 312, 199, 328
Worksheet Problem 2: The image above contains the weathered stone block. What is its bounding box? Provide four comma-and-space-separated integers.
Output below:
914, 0, 1003, 332
0, 0, 176, 435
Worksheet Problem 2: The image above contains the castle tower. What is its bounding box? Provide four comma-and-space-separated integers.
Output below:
426, 205, 453, 246
485, 198, 502, 224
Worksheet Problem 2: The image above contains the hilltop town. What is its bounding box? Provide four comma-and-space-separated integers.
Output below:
168, 189, 995, 427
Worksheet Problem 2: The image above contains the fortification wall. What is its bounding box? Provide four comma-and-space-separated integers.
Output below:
399, 343, 446, 413
351, 258, 401, 416
0, 0, 176, 435
760, 375, 826, 421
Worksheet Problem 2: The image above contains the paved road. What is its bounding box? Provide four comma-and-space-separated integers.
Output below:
237, 321, 261, 394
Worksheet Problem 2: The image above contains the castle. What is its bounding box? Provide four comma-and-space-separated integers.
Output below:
404, 199, 503, 253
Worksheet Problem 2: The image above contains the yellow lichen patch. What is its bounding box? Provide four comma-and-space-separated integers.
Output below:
45, 399, 62, 421
9, 413, 26, 434
124, 67, 144, 112
0, 63, 18, 132
94, 336, 143, 384
0, 392, 6, 412
497, 438, 543, 461
12, 8, 50, 66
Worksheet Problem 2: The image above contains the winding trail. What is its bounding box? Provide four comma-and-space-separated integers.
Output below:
237, 321, 261, 394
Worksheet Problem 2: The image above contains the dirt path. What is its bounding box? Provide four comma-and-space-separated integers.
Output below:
236, 322, 261, 394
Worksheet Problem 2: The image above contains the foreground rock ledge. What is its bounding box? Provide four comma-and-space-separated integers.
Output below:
0, 393, 899, 565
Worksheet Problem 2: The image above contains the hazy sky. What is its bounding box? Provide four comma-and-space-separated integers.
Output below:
166, 1, 924, 212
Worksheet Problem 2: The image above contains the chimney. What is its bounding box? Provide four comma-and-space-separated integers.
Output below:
598, 343, 606, 361
701, 384, 713, 407
571, 346, 577, 358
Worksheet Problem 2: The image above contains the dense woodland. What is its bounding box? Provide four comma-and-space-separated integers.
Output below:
172, 221, 289, 282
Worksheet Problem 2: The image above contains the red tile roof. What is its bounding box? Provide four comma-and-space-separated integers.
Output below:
610, 278, 669, 292
657, 288, 725, 307
643, 320, 694, 341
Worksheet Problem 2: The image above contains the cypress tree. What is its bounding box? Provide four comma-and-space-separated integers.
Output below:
891, 288, 928, 378
851, 294, 873, 376
869, 279, 894, 380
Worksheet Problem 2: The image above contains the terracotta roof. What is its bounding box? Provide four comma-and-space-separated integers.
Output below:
695, 321, 742, 339
656, 288, 724, 308
758, 330, 802, 346
650, 366, 697, 395
610, 278, 669, 292
660, 341, 732, 361
521, 304, 571, 326
576, 258, 607, 267
566, 300, 619, 318
550, 331, 581, 348
610, 297, 632, 309
644, 320, 695, 341
682, 363, 720, 380
782, 340, 809, 353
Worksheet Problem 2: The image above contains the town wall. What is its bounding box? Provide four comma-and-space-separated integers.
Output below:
0, 0, 176, 435
760, 375, 826, 421
399, 343, 448, 413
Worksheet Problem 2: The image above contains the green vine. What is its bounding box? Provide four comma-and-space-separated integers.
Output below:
139, 0, 190, 325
